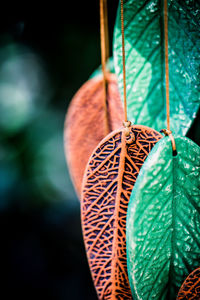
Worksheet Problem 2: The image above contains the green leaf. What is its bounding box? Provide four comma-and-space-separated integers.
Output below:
114, 1, 200, 135
126, 136, 200, 299
89, 57, 115, 79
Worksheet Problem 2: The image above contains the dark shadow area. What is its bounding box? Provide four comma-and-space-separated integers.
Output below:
187, 107, 200, 146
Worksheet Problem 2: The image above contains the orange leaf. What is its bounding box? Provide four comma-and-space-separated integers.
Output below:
81, 125, 162, 299
64, 73, 124, 197
177, 267, 200, 299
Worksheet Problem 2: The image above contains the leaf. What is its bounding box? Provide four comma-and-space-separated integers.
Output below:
126, 136, 200, 300
113, 0, 200, 135
64, 73, 124, 197
81, 125, 162, 299
177, 267, 200, 299
89, 57, 115, 79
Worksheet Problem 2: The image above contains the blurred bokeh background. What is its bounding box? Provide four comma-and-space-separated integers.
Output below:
0, 2, 118, 299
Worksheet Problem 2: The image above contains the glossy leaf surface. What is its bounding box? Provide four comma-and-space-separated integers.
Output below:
81, 125, 162, 299
64, 74, 123, 197
127, 136, 200, 300
177, 267, 200, 299
114, 0, 200, 134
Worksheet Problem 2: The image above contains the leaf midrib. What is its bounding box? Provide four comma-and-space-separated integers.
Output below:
167, 155, 177, 299
110, 129, 127, 298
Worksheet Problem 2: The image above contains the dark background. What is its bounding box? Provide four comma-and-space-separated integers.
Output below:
0, 2, 118, 299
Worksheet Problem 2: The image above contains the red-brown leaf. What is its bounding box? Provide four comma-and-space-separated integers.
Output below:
177, 267, 200, 300
64, 73, 124, 197
81, 125, 162, 299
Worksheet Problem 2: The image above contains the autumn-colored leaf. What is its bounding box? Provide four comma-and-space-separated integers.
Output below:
177, 267, 200, 300
81, 125, 162, 299
64, 73, 124, 197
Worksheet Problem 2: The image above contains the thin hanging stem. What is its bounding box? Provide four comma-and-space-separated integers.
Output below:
164, 0, 170, 131
104, 0, 109, 62
100, 0, 109, 134
162, 0, 177, 155
120, 0, 128, 123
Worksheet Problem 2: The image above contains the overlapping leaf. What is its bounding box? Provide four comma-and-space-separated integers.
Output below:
64, 74, 123, 197
126, 136, 200, 300
114, 0, 200, 135
177, 267, 200, 299
81, 125, 162, 299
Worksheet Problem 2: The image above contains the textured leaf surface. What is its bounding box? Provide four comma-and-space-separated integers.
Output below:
127, 136, 200, 300
177, 267, 200, 299
114, 0, 200, 135
81, 125, 162, 299
64, 74, 124, 197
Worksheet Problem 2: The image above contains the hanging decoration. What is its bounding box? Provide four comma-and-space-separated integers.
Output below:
81, 0, 162, 298
64, 74, 123, 196
81, 125, 162, 299
126, 136, 200, 299
113, 0, 200, 135
126, 1, 200, 299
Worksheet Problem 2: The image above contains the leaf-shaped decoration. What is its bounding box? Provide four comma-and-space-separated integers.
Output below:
81, 125, 162, 299
90, 57, 115, 79
177, 267, 200, 299
126, 136, 200, 300
114, 0, 200, 135
64, 73, 124, 197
